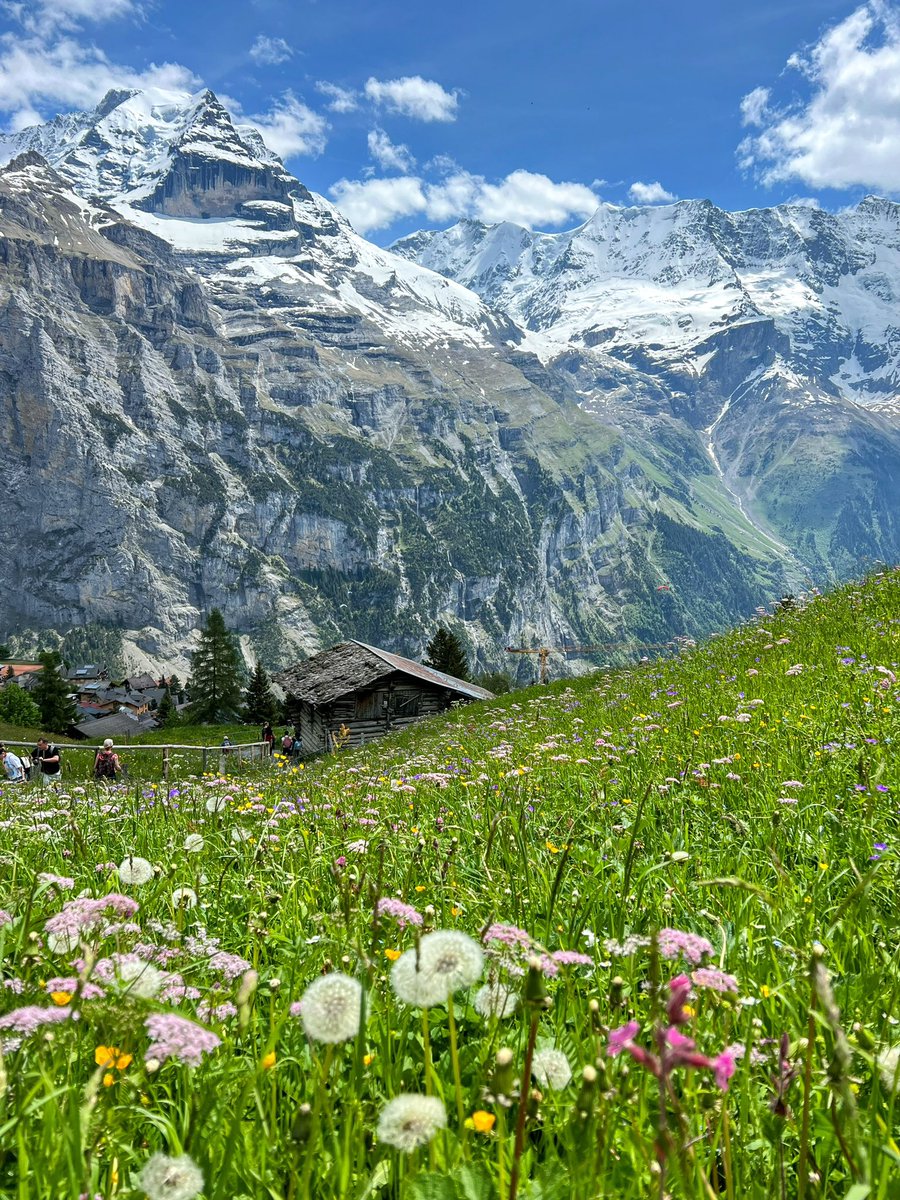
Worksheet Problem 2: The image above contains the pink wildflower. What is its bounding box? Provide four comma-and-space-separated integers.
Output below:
483, 923, 532, 949
144, 1013, 221, 1066
376, 898, 423, 928
658, 928, 713, 966
714, 1050, 737, 1091
550, 950, 593, 966
692, 967, 739, 994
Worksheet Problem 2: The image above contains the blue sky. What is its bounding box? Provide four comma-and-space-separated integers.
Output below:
1, 0, 898, 242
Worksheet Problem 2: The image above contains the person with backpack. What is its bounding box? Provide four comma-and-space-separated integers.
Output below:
94, 739, 121, 782
32, 737, 61, 786
281, 731, 294, 756
0, 744, 25, 782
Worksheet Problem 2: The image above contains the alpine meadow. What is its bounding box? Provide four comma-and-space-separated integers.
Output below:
1, 572, 899, 1198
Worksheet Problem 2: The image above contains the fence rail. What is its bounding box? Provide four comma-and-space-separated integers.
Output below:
1, 740, 273, 782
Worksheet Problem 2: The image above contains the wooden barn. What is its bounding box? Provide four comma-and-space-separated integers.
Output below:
275, 641, 493, 754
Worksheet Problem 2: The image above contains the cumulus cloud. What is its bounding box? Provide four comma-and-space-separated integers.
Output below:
316, 81, 358, 113
364, 75, 459, 122
628, 180, 677, 204
367, 128, 415, 172
249, 36, 293, 66
247, 92, 328, 159
0, 33, 199, 130
330, 175, 426, 234
739, 2, 900, 191
8, 0, 138, 35
330, 167, 599, 234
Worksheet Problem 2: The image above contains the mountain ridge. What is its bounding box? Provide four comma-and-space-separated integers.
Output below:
1, 87, 895, 673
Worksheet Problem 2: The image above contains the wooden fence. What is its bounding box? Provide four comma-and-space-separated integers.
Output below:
1, 740, 273, 782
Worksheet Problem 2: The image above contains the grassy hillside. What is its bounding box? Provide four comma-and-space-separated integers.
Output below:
1, 570, 899, 1198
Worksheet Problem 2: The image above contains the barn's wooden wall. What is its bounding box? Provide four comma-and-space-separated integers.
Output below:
286, 674, 463, 754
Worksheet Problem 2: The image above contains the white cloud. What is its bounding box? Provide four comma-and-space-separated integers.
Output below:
330, 175, 426, 233
740, 86, 771, 128
330, 167, 599, 234
367, 127, 415, 172
8, 0, 138, 34
628, 180, 677, 204
249, 35, 293, 66
0, 33, 198, 130
471, 170, 599, 226
247, 92, 328, 159
315, 81, 358, 113
739, 2, 900, 191
364, 75, 459, 122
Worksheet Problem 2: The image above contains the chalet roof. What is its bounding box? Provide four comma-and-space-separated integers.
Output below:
276, 640, 493, 707
125, 674, 158, 691
72, 711, 156, 739
67, 664, 105, 680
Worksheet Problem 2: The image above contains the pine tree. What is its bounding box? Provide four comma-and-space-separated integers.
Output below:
187, 609, 244, 724
155, 688, 178, 729
0, 682, 42, 726
242, 660, 278, 724
33, 651, 76, 733
423, 626, 470, 681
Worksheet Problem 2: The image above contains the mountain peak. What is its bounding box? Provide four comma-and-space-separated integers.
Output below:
0, 86, 293, 217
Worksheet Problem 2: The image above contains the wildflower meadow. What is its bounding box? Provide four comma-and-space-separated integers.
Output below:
1, 570, 899, 1199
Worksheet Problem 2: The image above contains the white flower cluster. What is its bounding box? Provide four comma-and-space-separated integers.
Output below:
391, 930, 483, 1008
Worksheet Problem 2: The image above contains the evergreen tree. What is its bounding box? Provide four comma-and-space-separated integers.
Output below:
33, 651, 76, 732
423, 626, 470, 681
155, 688, 178, 729
476, 670, 514, 695
0, 682, 42, 726
242, 660, 278, 724
187, 609, 244, 724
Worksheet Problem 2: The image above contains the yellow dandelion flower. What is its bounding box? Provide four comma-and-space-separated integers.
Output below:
102, 1072, 116, 1087
50, 991, 72, 1006
261, 1051, 277, 1070
470, 1111, 496, 1133
384, 948, 401, 962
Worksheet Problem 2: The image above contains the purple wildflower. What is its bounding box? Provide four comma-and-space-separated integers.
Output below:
607, 1020, 641, 1056
483, 923, 532, 949
0, 1004, 73, 1034
550, 950, 593, 967
144, 1013, 221, 1066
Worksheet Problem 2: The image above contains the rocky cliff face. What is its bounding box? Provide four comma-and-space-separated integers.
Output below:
0, 90, 830, 674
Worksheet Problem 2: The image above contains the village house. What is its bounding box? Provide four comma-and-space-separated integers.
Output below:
276, 641, 493, 754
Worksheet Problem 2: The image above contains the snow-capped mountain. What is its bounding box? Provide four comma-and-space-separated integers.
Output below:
393, 199, 900, 408
0, 86, 896, 670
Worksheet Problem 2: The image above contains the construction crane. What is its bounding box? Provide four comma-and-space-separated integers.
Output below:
505, 642, 678, 685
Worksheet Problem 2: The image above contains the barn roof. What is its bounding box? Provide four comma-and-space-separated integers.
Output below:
72, 711, 157, 739
275, 640, 493, 707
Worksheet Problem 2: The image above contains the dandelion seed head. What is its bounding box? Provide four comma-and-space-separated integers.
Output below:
136, 1152, 204, 1200
297, 972, 363, 1043
532, 1047, 572, 1089
474, 980, 519, 1019
118, 856, 154, 886
377, 1094, 446, 1152
391, 930, 483, 1008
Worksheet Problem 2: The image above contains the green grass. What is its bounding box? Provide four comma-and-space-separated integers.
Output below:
1, 570, 899, 1199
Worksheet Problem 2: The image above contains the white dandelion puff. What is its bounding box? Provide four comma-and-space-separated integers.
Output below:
377, 1094, 446, 1152
532, 1048, 572, 1090
183, 834, 205, 853
474, 980, 518, 1019
170, 888, 198, 910
136, 1151, 204, 1200
878, 1045, 900, 1093
47, 930, 80, 955
297, 973, 363, 1043
231, 827, 252, 844
391, 930, 483, 1009
205, 796, 226, 814
118, 856, 154, 886
115, 959, 165, 999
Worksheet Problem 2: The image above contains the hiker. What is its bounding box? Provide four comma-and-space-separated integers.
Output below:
261, 722, 275, 752
94, 739, 121, 781
0, 744, 25, 782
32, 737, 61, 785
280, 730, 294, 756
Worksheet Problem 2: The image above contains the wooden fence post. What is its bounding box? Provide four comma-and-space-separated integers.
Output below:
162, 746, 170, 784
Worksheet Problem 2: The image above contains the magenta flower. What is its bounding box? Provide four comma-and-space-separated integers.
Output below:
607, 1020, 641, 1056
714, 1050, 737, 1091
657, 928, 713, 965
666, 974, 693, 1025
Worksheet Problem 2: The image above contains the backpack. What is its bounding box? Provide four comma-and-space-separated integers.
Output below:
20, 754, 32, 781
281, 734, 293, 752
95, 750, 117, 779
